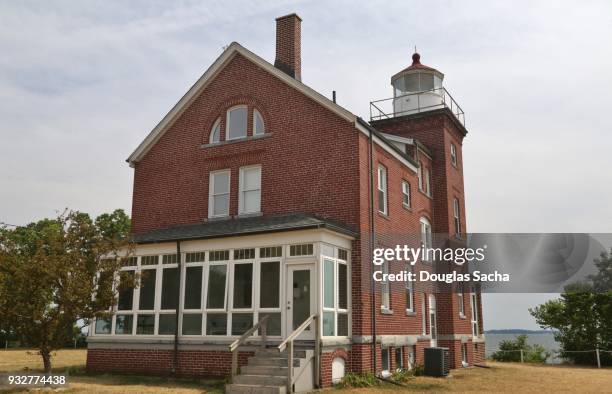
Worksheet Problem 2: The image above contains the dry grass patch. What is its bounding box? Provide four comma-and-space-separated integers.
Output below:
0, 349, 86, 373
341, 362, 612, 393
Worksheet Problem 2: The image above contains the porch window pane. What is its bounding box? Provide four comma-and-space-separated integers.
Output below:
182, 313, 202, 335
136, 314, 154, 335
117, 271, 134, 311
323, 311, 335, 336
161, 268, 179, 310
324, 259, 334, 309
231, 313, 253, 335
95, 318, 111, 334
158, 314, 176, 335
184, 266, 203, 309
338, 264, 347, 309
138, 269, 156, 310
115, 314, 133, 335
206, 313, 227, 335
207, 265, 227, 309
233, 263, 253, 308
260, 262, 280, 308
260, 313, 281, 336
337, 313, 348, 336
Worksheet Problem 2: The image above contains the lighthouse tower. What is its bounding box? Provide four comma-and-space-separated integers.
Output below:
391, 52, 445, 116
370, 52, 475, 368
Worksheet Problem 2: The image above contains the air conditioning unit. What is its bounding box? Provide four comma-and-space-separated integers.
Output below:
424, 347, 450, 377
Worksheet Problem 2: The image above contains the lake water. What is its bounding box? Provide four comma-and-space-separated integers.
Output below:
485, 333, 562, 364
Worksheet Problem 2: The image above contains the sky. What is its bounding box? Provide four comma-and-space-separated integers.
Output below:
1, 1, 611, 330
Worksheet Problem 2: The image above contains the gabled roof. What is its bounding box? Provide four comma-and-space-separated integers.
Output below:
131, 213, 358, 243
126, 42, 355, 166
126, 41, 419, 173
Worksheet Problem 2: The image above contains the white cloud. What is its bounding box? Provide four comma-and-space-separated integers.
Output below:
1, 0, 611, 328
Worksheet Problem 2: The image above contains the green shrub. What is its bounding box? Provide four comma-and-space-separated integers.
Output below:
335, 372, 379, 388
491, 334, 550, 363
390, 368, 414, 383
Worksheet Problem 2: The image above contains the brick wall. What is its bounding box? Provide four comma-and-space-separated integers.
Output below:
86, 348, 253, 377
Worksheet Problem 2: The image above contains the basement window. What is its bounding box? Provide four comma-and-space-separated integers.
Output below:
381, 347, 391, 376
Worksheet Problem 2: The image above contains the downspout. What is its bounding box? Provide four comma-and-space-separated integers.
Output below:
173, 240, 182, 374
368, 126, 377, 375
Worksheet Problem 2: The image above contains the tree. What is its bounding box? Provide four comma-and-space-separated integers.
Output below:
491, 334, 550, 363
529, 249, 612, 366
0, 209, 131, 372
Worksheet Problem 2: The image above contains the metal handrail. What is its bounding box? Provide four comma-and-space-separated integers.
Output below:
229, 314, 270, 379
369, 87, 465, 126
278, 314, 320, 393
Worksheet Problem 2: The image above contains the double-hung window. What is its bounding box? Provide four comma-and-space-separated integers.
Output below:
209, 170, 230, 218
470, 285, 479, 337
420, 217, 433, 262
402, 180, 411, 209
457, 283, 465, 317
453, 198, 462, 238
239, 165, 261, 214
406, 265, 414, 313
377, 165, 388, 215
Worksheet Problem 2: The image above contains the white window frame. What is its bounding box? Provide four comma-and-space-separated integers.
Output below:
226, 105, 248, 141
395, 347, 404, 371
209, 117, 221, 143
238, 165, 261, 215
457, 283, 465, 318
377, 165, 388, 215
381, 260, 390, 310
381, 347, 391, 376
453, 198, 462, 238
423, 167, 431, 196
405, 265, 414, 313
321, 256, 351, 338
401, 180, 411, 209
253, 109, 265, 135
208, 169, 231, 218
420, 217, 433, 262
470, 285, 479, 337
450, 143, 457, 167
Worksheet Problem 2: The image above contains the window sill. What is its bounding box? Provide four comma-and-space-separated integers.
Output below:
201, 133, 271, 149
459, 314, 466, 319
418, 189, 433, 199
406, 310, 416, 316
377, 212, 391, 221
380, 308, 394, 315
402, 204, 412, 211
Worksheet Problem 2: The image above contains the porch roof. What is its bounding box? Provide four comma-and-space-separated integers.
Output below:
131, 213, 358, 244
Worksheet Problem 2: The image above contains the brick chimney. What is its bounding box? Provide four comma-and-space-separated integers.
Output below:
274, 13, 302, 81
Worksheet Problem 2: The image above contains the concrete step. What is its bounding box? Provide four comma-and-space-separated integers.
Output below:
254, 348, 306, 359
241, 365, 288, 376
233, 374, 287, 387
225, 383, 287, 394
249, 356, 300, 367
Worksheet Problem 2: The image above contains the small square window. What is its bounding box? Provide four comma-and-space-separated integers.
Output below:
260, 246, 282, 258
289, 244, 313, 256
136, 314, 155, 335
162, 254, 177, 264
338, 249, 348, 261
209, 250, 230, 262
140, 255, 158, 265
234, 248, 255, 260
185, 251, 205, 263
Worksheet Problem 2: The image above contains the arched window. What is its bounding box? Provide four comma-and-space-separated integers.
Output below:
226, 105, 247, 140
253, 109, 265, 135
209, 118, 221, 144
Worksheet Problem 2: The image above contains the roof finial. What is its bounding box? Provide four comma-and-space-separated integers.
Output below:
412, 50, 421, 65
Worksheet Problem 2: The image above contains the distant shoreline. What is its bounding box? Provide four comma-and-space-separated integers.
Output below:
485, 329, 556, 335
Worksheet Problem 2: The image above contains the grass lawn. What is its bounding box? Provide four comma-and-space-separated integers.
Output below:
0, 349, 225, 393
341, 362, 612, 393
1, 349, 610, 393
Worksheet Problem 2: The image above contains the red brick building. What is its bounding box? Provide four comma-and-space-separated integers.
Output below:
87, 13, 484, 393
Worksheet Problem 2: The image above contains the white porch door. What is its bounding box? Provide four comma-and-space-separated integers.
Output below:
286, 264, 315, 340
